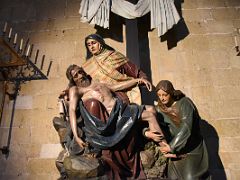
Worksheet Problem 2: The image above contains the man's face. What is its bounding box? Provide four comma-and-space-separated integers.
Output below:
157, 89, 173, 107
86, 39, 102, 55
71, 67, 90, 87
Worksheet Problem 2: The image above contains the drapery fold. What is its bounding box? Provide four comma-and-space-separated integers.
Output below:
79, 0, 180, 36
79, 0, 110, 28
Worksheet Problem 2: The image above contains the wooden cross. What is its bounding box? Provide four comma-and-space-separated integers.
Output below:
125, 0, 154, 104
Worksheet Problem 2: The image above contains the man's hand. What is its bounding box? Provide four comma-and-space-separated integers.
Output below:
75, 137, 88, 148
137, 78, 152, 91
59, 89, 69, 100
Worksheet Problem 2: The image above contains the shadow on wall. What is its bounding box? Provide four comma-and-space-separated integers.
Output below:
200, 119, 227, 180
160, 0, 189, 50
95, 12, 125, 42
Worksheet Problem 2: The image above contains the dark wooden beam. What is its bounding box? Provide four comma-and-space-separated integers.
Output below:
125, 13, 156, 104
125, 19, 140, 67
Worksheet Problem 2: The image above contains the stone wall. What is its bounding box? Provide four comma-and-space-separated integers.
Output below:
0, 0, 239, 179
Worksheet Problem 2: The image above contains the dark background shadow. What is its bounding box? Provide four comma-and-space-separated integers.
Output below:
160, 0, 189, 49
95, 12, 125, 42
200, 119, 227, 180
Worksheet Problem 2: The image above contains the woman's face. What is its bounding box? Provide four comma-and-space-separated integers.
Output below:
86, 39, 102, 55
157, 89, 173, 106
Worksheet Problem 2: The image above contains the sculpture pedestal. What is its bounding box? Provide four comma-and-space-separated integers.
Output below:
63, 155, 106, 179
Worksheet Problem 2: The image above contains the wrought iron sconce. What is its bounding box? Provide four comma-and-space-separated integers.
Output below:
0, 22, 53, 158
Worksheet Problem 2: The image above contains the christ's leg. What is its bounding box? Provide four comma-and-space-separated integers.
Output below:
141, 105, 166, 146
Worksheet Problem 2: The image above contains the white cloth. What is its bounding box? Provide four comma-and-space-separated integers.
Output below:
79, 0, 180, 36
79, 0, 110, 28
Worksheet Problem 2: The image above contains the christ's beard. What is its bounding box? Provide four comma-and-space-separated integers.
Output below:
77, 77, 91, 87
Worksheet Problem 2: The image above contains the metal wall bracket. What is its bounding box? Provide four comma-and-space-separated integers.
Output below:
0, 23, 52, 158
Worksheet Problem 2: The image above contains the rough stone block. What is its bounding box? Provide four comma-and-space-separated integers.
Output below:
27, 158, 59, 175
211, 0, 228, 8
31, 126, 59, 144
210, 49, 231, 69
35, 0, 66, 20
220, 152, 240, 167
11, 127, 31, 145
151, 53, 178, 72
192, 50, 214, 70
26, 109, 57, 128
9, 143, 42, 159
195, 0, 227, 8
231, 53, 240, 68
230, 169, 240, 180
233, 19, 240, 29
19, 81, 48, 96
214, 85, 240, 101
210, 68, 240, 86
220, 137, 240, 152
182, 1, 198, 9
46, 94, 59, 110
196, 0, 213, 8
66, 0, 81, 17
29, 20, 53, 32
0, 8, 12, 21
226, 0, 240, 7
64, 155, 104, 179
40, 143, 62, 158
211, 100, 240, 120
181, 35, 210, 50
3, 157, 28, 175
0, 155, 7, 173
53, 17, 82, 31
4, 2, 37, 22
32, 95, 47, 110
0, 0, 240, 179
183, 9, 212, 22
1, 109, 27, 129
211, 119, 240, 137
191, 86, 215, 104
212, 8, 239, 20
25, 174, 60, 180
205, 20, 234, 34
187, 21, 208, 34
208, 34, 234, 50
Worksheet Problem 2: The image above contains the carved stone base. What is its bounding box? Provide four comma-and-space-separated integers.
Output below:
63, 155, 106, 179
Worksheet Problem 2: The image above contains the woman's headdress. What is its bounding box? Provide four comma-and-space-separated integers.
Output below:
85, 34, 114, 59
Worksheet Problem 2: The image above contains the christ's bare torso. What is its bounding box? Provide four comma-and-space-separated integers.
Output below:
77, 81, 117, 113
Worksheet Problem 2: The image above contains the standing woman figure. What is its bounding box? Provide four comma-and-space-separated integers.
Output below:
82, 33, 148, 104
156, 80, 210, 180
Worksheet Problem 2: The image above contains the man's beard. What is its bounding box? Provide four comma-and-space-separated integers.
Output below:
76, 75, 91, 87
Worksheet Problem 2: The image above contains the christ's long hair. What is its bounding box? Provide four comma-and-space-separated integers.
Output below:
66, 64, 91, 87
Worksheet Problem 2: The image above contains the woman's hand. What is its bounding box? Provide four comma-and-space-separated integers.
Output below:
158, 141, 179, 158
159, 141, 172, 153
164, 153, 177, 158
137, 78, 152, 91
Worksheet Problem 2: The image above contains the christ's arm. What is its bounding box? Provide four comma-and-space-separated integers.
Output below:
68, 86, 87, 148
108, 78, 152, 92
